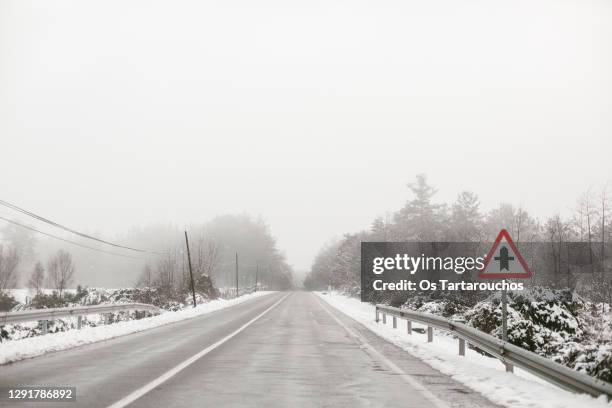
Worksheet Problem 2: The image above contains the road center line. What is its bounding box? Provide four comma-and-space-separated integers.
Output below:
107, 293, 291, 408
315, 296, 449, 408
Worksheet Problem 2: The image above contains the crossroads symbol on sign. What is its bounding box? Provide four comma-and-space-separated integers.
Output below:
479, 229, 532, 279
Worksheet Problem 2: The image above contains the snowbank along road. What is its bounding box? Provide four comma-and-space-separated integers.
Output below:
0, 292, 499, 407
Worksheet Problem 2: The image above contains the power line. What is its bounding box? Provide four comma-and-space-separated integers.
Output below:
0, 216, 147, 260
0, 199, 164, 255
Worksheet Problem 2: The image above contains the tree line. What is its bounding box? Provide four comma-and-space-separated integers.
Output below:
304, 174, 611, 301
0, 247, 75, 298
133, 214, 293, 295
0, 213, 293, 308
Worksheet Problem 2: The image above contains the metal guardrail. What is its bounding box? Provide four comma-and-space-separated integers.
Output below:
375, 304, 612, 399
0, 303, 162, 334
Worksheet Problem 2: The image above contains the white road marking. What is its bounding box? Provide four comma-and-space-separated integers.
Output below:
107, 293, 291, 408
315, 296, 450, 408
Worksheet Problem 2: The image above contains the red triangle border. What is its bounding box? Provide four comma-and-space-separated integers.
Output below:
478, 229, 533, 279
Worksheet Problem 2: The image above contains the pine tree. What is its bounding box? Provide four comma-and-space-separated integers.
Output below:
393, 174, 446, 240
450, 191, 483, 241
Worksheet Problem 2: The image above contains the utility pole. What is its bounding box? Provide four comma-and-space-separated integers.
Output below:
184, 231, 197, 308
235, 252, 239, 298
255, 264, 258, 291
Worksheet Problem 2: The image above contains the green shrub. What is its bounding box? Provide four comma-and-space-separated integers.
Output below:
0, 291, 18, 312
30, 292, 68, 309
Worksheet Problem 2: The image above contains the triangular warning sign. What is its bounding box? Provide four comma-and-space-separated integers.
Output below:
479, 229, 533, 279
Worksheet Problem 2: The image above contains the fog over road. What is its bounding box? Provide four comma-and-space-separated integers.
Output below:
0, 292, 498, 407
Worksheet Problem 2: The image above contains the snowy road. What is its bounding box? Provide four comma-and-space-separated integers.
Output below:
0, 292, 498, 407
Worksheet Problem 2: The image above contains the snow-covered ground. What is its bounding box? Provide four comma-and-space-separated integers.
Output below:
0, 291, 275, 365
317, 292, 611, 408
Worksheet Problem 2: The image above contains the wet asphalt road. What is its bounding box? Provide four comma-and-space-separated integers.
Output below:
0, 292, 498, 407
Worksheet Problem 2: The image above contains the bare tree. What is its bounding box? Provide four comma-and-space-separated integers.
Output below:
515, 206, 526, 242
28, 261, 45, 295
47, 250, 75, 298
572, 200, 586, 242
194, 235, 220, 278
0, 245, 20, 292
155, 250, 179, 298
599, 183, 610, 272
579, 190, 596, 274
136, 264, 154, 288
545, 214, 570, 286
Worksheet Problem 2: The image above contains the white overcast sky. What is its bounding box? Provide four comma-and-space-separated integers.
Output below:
1, 0, 611, 272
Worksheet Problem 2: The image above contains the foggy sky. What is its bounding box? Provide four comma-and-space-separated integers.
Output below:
1, 0, 611, 273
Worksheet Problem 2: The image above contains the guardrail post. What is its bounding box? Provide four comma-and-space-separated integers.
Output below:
382, 313, 386, 324
459, 338, 465, 356
392, 316, 397, 329
505, 363, 513, 373
41, 320, 47, 335
375, 308, 379, 323
407, 320, 412, 335
77, 316, 82, 329
427, 326, 433, 342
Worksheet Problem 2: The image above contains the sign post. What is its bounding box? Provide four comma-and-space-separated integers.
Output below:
479, 229, 533, 372
501, 280, 507, 342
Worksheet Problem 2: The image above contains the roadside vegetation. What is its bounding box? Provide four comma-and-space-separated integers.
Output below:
305, 174, 612, 382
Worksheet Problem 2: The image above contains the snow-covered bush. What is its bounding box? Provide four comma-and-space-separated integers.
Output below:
464, 302, 500, 335
556, 343, 612, 383
396, 286, 612, 384
0, 291, 17, 312
0, 283, 221, 343
460, 288, 584, 353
